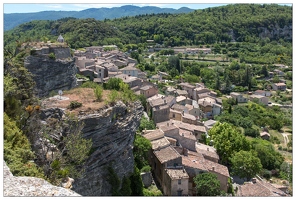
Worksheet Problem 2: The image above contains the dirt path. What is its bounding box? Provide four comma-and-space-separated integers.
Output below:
281, 133, 292, 146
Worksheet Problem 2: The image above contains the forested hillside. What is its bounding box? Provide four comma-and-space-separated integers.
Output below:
4, 5, 194, 31
4, 4, 292, 50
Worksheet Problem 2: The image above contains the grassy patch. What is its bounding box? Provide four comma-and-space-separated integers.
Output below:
269, 130, 285, 144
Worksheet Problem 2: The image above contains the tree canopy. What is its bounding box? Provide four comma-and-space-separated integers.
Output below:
208, 122, 250, 165
193, 172, 221, 196
231, 150, 263, 180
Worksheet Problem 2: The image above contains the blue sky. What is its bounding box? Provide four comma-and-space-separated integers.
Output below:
3, 1, 292, 14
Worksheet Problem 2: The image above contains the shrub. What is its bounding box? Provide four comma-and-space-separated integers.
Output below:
107, 90, 119, 105
262, 169, 272, 179
48, 52, 56, 60
278, 146, 283, 150
68, 101, 82, 109
94, 85, 103, 101
80, 81, 98, 88
140, 165, 151, 173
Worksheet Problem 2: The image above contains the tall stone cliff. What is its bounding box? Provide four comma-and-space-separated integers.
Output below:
71, 100, 143, 196
24, 48, 77, 97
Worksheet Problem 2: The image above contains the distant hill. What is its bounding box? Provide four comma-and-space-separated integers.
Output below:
4, 5, 194, 31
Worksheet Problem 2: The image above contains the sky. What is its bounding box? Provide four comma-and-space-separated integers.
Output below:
3, 0, 293, 14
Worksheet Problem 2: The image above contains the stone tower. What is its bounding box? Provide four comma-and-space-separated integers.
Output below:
57, 34, 64, 43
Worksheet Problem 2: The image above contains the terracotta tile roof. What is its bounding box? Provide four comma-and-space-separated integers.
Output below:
185, 104, 193, 110
171, 120, 206, 133
194, 88, 210, 94
275, 82, 286, 86
149, 95, 175, 107
179, 82, 196, 89
195, 143, 219, 160
153, 104, 169, 111
260, 131, 270, 137
172, 104, 187, 112
165, 168, 189, 180
179, 129, 196, 140
176, 95, 187, 103
140, 85, 153, 91
176, 89, 188, 95
237, 178, 289, 196
154, 146, 181, 164
182, 154, 207, 171
197, 92, 209, 99
204, 159, 230, 177
151, 137, 171, 150
182, 113, 196, 121
159, 123, 179, 133
142, 129, 164, 141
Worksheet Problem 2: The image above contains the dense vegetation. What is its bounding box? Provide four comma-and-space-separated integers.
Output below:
4, 5, 194, 31
4, 4, 292, 56
3, 3, 292, 195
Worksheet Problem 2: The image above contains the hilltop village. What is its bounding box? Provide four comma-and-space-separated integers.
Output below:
31, 34, 290, 196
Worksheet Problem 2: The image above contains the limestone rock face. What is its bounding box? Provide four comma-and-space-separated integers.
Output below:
72, 100, 144, 196
24, 52, 77, 97
3, 162, 81, 197
258, 25, 292, 41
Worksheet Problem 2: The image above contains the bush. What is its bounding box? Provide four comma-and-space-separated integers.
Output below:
262, 169, 272, 179
48, 52, 56, 60
278, 146, 283, 150
94, 85, 103, 101
107, 90, 119, 105
140, 165, 151, 173
81, 81, 98, 88
68, 101, 82, 109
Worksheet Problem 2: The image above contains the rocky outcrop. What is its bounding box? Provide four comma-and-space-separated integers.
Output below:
72, 100, 143, 196
3, 161, 81, 197
258, 24, 292, 41
36, 100, 143, 196
24, 52, 77, 97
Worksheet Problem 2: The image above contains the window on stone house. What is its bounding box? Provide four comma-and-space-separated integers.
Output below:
178, 179, 181, 185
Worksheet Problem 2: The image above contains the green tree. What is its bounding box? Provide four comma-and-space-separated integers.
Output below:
133, 134, 152, 170
250, 138, 284, 170
168, 55, 181, 73
193, 172, 221, 196
138, 115, 155, 132
231, 150, 263, 180
208, 122, 250, 165
130, 166, 144, 196
120, 176, 132, 196
104, 77, 123, 91
94, 85, 103, 101
4, 112, 45, 178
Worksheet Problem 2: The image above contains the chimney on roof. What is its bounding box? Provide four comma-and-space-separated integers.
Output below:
251, 178, 256, 183
183, 166, 185, 173
164, 99, 167, 104
167, 122, 169, 126
207, 148, 209, 151
182, 111, 184, 116
212, 166, 215, 171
